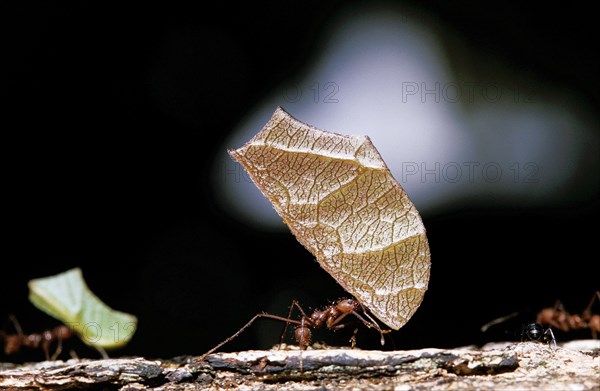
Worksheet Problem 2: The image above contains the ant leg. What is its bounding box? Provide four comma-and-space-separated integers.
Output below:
279, 301, 296, 347
327, 309, 390, 346
96, 346, 109, 359
50, 336, 63, 361
353, 311, 391, 346
329, 316, 391, 348
553, 299, 565, 312
200, 313, 302, 359
279, 300, 310, 347
544, 328, 557, 350
329, 319, 357, 331
327, 320, 359, 348
349, 327, 358, 348
42, 339, 51, 361
8, 315, 25, 338
582, 291, 600, 319
41, 329, 54, 360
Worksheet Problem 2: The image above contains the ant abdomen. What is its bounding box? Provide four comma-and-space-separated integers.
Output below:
295, 326, 312, 349
3, 334, 21, 355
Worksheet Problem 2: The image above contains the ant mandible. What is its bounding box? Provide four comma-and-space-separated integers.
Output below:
201, 298, 391, 358
536, 291, 600, 338
0, 315, 73, 360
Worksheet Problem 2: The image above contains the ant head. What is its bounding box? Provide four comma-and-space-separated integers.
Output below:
337, 299, 360, 313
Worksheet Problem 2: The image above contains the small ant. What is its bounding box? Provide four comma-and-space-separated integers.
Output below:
481, 291, 600, 346
201, 298, 390, 358
0, 315, 73, 360
521, 322, 557, 348
536, 291, 600, 338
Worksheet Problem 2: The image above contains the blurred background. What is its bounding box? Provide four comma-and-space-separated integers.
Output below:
2, 1, 598, 361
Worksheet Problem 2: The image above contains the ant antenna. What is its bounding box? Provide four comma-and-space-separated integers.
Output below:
480, 312, 520, 333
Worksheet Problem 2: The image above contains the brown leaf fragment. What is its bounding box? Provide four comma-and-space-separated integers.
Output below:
229, 107, 431, 330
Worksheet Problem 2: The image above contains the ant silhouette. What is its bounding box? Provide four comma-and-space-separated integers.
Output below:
536, 291, 600, 338
0, 315, 73, 360
521, 323, 557, 348
201, 298, 390, 358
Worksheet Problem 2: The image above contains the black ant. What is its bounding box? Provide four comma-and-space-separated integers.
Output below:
482, 291, 600, 346
0, 315, 73, 360
480, 319, 557, 349
536, 291, 600, 338
521, 322, 556, 348
200, 298, 390, 358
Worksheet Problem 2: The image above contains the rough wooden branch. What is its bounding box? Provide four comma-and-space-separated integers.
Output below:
1, 342, 598, 390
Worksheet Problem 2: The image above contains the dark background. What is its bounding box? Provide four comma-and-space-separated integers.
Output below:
2, 1, 598, 361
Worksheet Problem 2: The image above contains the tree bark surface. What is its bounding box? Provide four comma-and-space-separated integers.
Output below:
1, 342, 598, 390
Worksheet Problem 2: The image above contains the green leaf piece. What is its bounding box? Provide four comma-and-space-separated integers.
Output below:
28, 267, 137, 349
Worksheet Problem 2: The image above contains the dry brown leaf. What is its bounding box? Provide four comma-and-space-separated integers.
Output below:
229, 107, 430, 330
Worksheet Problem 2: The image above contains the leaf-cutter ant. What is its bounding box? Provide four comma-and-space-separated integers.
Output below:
0, 315, 73, 360
536, 291, 600, 338
200, 298, 390, 358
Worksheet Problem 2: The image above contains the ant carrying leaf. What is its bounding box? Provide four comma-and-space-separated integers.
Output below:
201, 108, 430, 357
201, 298, 390, 359
2, 268, 138, 361
27, 267, 138, 354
